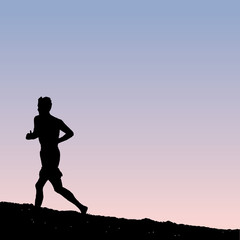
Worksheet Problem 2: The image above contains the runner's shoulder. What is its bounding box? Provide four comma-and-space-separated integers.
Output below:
51, 115, 64, 124
34, 115, 40, 122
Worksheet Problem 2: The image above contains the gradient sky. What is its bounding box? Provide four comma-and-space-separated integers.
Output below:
0, 1, 239, 229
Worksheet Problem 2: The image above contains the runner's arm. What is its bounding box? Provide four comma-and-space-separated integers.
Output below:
26, 117, 39, 140
58, 120, 74, 144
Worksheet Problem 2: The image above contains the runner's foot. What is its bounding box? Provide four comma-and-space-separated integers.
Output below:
80, 205, 88, 215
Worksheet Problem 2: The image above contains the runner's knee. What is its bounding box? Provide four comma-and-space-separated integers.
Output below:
35, 181, 43, 191
54, 185, 63, 194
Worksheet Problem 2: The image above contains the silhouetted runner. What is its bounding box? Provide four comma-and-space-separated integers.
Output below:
26, 97, 88, 214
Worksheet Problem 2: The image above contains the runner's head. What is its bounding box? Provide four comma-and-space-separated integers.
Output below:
38, 97, 52, 115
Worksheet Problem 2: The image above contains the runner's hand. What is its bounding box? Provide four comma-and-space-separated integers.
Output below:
26, 130, 33, 140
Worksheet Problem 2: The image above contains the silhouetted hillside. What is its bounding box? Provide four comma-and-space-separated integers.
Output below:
0, 202, 238, 239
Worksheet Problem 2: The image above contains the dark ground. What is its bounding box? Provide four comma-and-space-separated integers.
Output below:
0, 202, 238, 240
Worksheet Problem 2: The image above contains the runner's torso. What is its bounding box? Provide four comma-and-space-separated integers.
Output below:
35, 115, 61, 149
